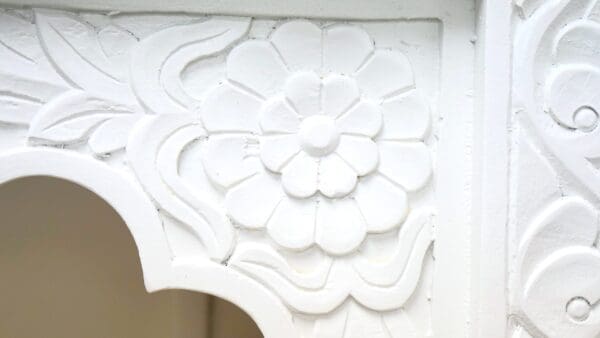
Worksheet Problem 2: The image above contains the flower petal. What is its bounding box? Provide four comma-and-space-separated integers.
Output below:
322, 74, 360, 117
353, 174, 408, 232
379, 91, 430, 140
260, 98, 301, 133
225, 173, 283, 229
318, 154, 358, 198
284, 71, 321, 117
259, 134, 301, 172
316, 198, 366, 255
267, 197, 316, 250
202, 83, 262, 132
356, 50, 414, 99
271, 20, 322, 71
336, 101, 382, 137
335, 135, 379, 176
378, 141, 431, 192
227, 40, 289, 98
323, 24, 374, 75
202, 135, 262, 189
281, 152, 319, 198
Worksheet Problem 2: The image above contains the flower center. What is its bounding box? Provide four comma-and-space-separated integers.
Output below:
298, 115, 340, 156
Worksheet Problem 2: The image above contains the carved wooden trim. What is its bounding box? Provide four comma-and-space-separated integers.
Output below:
0, 1, 488, 336
511, 0, 600, 337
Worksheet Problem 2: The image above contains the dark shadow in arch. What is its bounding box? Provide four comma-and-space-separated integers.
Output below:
0, 176, 263, 338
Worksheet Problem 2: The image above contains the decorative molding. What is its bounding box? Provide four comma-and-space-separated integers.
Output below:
515, 0, 600, 200
515, 197, 600, 337
0, 3, 478, 336
512, 0, 600, 337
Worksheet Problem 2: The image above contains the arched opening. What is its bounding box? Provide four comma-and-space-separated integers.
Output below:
0, 176, 263, 338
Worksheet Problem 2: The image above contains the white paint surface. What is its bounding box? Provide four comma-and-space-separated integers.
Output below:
9, 0, 597, 337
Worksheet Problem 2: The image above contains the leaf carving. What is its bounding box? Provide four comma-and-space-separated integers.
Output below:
230, 212, 434, 314
0, 9, 65, 83
0, 87, 43, 125
0, 10, 67, 125
229, 242, 346, 314
128, 114, 235, 262
97, 25, 138, 80
352, 209, 435, 287
130, 16, 251, 115
230, 243, 333, 290
515, 0, 600, 203
0, 10, 40, 64
28, 90, 139, 154
517, 198, 600, 337
34, 9, 136, 104
88, 114, 141, 155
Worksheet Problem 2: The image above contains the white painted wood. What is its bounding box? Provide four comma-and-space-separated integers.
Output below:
471, 1, 512, 337
6, 0, 597, 337
510, 0, 600, 337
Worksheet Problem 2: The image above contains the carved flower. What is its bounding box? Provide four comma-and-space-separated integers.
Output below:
201, 21, 431, 255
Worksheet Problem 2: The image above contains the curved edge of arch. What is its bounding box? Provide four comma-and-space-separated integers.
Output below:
0, 147, 298, 338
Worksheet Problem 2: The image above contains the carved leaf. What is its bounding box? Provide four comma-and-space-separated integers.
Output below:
521, 3, 600, 199
523, 248, 600, 337
230, 214, 433, 314
34, 9, 136, 104
0, 10, 41, 65
515, 3, 600, 336
518, 197, 598, 284
518, 198, 600, 337
0, 10, 67, 125
0, 9, 65, 83
230, 243, 333, 290
88, 114, 141, 155
229, 242, 345, 314
97, 25, 138, 79
28, 91, 138, 149
352, 209, 435, 287
130, 17, 251, 115
128, 115, 235, 262
350, 231, 433, 312
0, 84, 44, 125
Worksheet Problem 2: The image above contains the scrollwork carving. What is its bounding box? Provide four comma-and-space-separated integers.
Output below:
514, 1, 600, 336
515, 0, 600, 198
515, 198, 600, 337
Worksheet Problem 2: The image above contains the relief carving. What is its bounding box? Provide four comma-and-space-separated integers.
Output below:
513, 0, 600, 336
0, 8, 438, 336
514, 197, 600, 337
